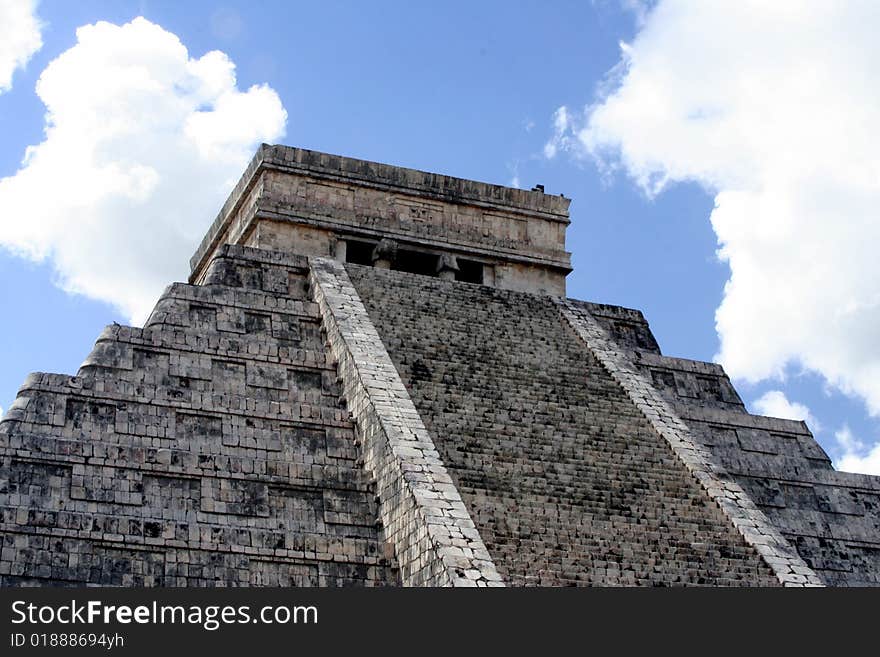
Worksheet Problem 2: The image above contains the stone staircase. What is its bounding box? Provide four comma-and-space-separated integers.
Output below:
349, 264, 779, 586
571, 299, 880, 586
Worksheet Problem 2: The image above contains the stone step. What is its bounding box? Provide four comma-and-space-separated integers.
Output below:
75, 325, 334, 371
0, 252, 400, 586
1, 534, 396, 587
0, 442, 371, 492
7, 380, 352, 431
348, 264, 780, 587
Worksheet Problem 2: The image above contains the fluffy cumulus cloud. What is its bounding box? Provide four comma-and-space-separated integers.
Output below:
547, 2, 880, 420
752, 390, 820, 430
835, 426, 880, 476
0, 17, 286, 322
0, 0, 42, 92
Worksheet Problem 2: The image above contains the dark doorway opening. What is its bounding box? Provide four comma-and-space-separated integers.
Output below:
396, 249, 439, 277
345, 240, 481, 284
456, 259, 483, 284
345, 240, 375, 266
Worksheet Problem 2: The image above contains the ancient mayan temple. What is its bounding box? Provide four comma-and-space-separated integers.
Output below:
2, 144, 879, 587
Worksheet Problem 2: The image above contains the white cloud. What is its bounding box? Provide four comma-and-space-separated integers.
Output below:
0, 17, 287, 322
752, 390, 820, 431
0, 0, 42, 92
834, 425, 880, 476
550, 2, 880, 421
543, 106, 571, 160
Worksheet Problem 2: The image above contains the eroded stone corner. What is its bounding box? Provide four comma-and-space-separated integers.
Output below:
557, 299, 824, 588
308, 256, 504, 587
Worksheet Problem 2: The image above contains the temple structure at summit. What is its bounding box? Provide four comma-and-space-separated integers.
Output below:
2, 144, 879, 586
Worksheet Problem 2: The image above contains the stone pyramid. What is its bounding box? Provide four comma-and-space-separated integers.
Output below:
2, 145, 879, 586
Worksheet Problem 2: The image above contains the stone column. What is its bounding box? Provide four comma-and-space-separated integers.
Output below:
371, 238, 397, 270
333, 238, 347, 263
436, 253, 460, 281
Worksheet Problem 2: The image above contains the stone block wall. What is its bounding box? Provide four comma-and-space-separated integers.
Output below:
681, 410, 880, 585
0, 245, 399, 586
189, 145, 572, 297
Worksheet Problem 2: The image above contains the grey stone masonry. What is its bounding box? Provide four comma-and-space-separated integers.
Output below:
0, 245, 399, 586
647, 369, 880, 585
5, 144, 879, 587
579, 299, 880, 586
558, 299, 824, 586
308, 257, 503, 587
351, 265, 782, 586
189, 144, 572, 297
684, 410, 880, 586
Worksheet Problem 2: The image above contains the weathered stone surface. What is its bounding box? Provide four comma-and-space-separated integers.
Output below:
0, 245, 398, 586
567, 300, 880, 586
309, 257, 502, 586
189, 144, 572, 297
2, 145, 879, 586
349, 266, 784, 586
559, 300, 822, 586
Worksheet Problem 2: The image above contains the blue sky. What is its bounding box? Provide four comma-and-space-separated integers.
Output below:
1, 0, 879, 473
